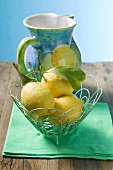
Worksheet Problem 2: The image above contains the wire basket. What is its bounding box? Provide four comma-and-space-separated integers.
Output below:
10, 75, 102, 145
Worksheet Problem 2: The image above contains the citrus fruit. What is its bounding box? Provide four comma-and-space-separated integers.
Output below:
49, 94, 84, 125
40, 52, 53, 72
70, 43, 82, 67
21, 82, 55, 117
52, 45, 77, 66
41, 72, 74, 98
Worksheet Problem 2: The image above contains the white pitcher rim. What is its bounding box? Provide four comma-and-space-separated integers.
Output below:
23, 13, 76, 30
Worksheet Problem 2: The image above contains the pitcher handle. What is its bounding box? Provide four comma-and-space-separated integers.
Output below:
17, 37, 37, 75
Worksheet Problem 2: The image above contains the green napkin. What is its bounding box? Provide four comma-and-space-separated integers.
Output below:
2, 102, 113, 159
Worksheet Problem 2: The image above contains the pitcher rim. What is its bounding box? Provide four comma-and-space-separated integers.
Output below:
23, 13, 76, 30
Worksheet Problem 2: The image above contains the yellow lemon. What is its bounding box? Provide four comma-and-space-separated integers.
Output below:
41, 72, 74, 98
21, 82, 55, 118
52, 45, 77, 66
49, 94, 84, 125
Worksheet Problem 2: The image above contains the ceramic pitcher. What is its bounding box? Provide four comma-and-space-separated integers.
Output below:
17, 13, 82, 76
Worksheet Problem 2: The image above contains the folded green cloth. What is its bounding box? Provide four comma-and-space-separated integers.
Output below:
2, 102, 113, 159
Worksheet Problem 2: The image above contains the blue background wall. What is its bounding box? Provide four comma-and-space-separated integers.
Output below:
0, 0, 113, 62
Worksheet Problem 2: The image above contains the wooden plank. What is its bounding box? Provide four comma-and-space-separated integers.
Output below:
23, 159, 48, 170
100, 160, 113, 170
0, 63, 20, 169
0, 158, 12, 170
58, 158, 87, 170
82, 62, 113, 117
0, 158, 24, 170
85, 159, 101, 170
0, 63, 12, 118
10, 159, 24, 170
0, 63, 19, 154
0, 63, 13, 169
47, 159, 59, 170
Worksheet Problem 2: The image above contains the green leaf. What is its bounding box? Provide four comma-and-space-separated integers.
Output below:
13, 63, 35, 86
47, 65, 86, 90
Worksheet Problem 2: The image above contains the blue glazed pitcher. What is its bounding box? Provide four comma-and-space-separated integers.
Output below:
17, 13, 82, 75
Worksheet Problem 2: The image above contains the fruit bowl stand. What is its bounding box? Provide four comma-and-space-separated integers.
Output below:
10, 75, 102, 145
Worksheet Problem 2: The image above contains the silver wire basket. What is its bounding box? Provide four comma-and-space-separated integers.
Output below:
10, 75, 102, 145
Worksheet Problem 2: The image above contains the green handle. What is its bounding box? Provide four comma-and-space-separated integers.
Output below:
17, 37, 37, 75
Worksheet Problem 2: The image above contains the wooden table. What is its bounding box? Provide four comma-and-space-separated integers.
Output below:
0, 62, 113, 170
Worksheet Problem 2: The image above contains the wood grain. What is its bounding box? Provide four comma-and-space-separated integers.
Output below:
0, 62, 113, 170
